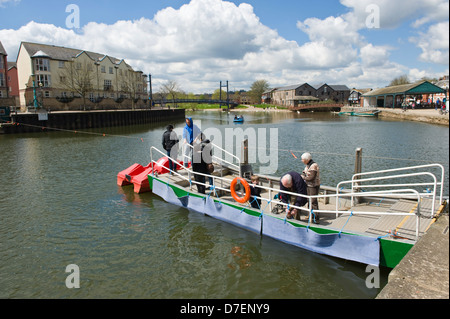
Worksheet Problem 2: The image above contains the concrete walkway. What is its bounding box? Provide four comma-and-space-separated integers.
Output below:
376, 108, 449, 126
377, 211, 449, 299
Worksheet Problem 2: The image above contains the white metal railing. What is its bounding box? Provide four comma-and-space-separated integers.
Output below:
181, 141, 241, 175
336, 164, 445, 218
151, 145, 239, 192
351, 164, 445, 204
337, 172, 437, 217
150, 146, 442, 241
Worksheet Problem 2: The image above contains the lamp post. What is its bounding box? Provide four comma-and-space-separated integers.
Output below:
148, 73, 153, 109
32, 74, 38, 112
38, 81, 44, 110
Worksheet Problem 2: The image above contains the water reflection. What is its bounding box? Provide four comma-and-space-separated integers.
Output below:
0, 110, 447, 299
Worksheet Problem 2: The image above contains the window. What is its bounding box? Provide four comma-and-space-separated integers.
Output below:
44, 91, 50, 98
37, 74, 51, 87
35, 58, 50, 72
76, 63, 82, 70
104, 79, 112, 91
0, 73, 4, 87
59, 61, 65, 68
101, 66, 106, 73
0, 91, 3, 97
0, 58, 4, 69
109, 67, 114, 74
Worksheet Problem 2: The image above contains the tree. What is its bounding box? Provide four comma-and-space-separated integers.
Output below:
389, 75, 410, 87
58, 61, 95, 111
249, 80, 270, 104
120, 69, 140, 110
212, 89, 227, 100
160, 80, 183, 109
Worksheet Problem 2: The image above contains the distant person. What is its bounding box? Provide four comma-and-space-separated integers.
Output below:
301, 153, 321, 222
182, 117, 201, 168
279, 172, 308, 220
162, 124, 179, 174
249, 175, 262, 209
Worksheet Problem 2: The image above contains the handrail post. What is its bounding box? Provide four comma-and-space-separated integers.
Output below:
416, 200, 421, 241
240, 139, 248, 178
353, 148, 362, 206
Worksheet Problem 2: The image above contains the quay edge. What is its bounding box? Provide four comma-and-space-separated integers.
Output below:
377, 204, 449, 299
0, 108, 185, 134
340, 107, 449, 126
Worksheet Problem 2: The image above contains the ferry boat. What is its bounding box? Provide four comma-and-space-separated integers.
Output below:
133, 142, 446, 269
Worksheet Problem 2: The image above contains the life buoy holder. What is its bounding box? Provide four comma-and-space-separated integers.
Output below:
230, 177, 251, 204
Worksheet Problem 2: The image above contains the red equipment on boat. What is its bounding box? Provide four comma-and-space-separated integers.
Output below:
117, 157, 190, 193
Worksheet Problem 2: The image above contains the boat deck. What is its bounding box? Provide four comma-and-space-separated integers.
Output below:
155, 167, 442, 244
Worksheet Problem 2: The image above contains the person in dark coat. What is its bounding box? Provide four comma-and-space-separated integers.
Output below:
279, 171, 308, 220
162, 124, 179, 174
249, 175, 262, 209
192, 137, 212, 194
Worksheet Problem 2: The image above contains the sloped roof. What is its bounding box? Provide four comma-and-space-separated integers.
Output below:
311, 83, 350, 91
434, 79, 449, 90
329, 85, 350, 91
7, 62, 17, 70
351, 88, 372, 94
363, 81, 445, 96
21, 42, 131, 68
275, 83, 305, 91
0, 41, 7, 56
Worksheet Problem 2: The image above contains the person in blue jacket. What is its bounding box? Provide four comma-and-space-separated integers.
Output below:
182, 117, 201, 167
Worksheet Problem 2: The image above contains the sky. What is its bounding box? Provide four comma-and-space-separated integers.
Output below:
0, 0, 449, 93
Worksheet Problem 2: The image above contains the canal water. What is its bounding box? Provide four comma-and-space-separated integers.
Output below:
0, 111, 448, 299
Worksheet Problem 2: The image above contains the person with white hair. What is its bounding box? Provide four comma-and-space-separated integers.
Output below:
301, 152, 321, 223
279, 171, 308, 219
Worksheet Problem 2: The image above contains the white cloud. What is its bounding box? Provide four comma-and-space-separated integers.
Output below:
360, 44, 391, 67
409, 21, 449, 65
0, 0, 20, 7
339, 0, 449, 29
0, 0, 448, 93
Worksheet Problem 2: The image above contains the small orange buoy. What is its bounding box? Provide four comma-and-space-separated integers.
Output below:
230, 177, 251, 204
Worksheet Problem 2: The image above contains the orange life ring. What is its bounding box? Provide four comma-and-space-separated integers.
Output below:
230, 177, 251, 204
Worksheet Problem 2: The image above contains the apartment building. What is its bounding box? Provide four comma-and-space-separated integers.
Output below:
17, 42, 149, 111
0, 41, 8, 100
